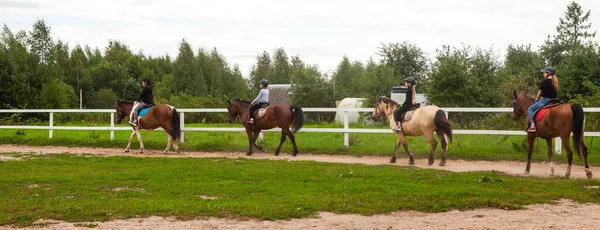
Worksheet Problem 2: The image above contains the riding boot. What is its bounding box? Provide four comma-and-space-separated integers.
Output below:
527, 122, 536, 132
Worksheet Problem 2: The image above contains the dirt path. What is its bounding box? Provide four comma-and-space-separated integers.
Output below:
0, 144, 597, 179
1, 144, 599, 229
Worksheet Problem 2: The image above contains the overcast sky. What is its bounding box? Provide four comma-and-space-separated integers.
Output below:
2, 0, 599, 77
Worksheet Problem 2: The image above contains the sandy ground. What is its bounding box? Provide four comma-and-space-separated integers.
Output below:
1, 144, 599, 229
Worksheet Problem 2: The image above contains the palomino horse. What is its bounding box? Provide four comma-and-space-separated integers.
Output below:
511, 91, 592, 179
116, 100, 181, 154
227, 99, 304, 156
372, 96, 453, 166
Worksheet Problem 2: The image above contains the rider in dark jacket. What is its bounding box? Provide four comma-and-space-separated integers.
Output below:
393, 77, 417, 131
129, 79, 154, 126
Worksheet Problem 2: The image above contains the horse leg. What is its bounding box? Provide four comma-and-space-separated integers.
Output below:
560, 136, 573, 179
545, 138, 555, 176
125, 130, 136, 152
173, 137, 180, 154
402, 141, 415, 165
287, 130, 299, 156
246, 129, 254, 156
390, 135, 401, 163
425, 132, 437, 166
252, 130, 265, 152
274, 131, 286, 156
135, 128, 144, 154
524, 134, 535, 174
582, 142, 592, 179
437, 132, 448, 166
163, 136, 172, 154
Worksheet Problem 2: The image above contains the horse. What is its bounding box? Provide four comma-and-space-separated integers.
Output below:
371, 96, 453, 166
227, 99, 304, 156
116, 100, 181, 154
511, 90, 592, 179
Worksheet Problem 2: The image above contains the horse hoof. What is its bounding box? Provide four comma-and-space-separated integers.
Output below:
409, 160, 415, 165
390, 157, 396, 163
586, 170, 593, 179
162, 151, 168, 154
439, 161, 446, 167
524, 170, 530, 175
428, 161, 434, 166
246, 152, 253, 156
292, 152, 298, 157
274, 151, 280, 156
124, 149, 130, 153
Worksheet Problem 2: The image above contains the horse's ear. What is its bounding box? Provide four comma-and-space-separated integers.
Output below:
227, 100, 231, 105
118, 100, 121, 104
512, 90, 517, 99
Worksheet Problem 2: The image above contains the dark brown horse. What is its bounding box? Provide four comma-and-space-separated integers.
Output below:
227, 99, 304, 156
511, 91, 592, 179
116, 100, 181, 154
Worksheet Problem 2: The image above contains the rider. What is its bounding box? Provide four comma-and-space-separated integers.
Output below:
394, 77, 417, 131
129, 78, 155, 126
247, 79, 270, 124
527, 66, 559, 132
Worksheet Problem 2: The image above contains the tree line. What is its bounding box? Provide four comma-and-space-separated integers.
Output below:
1, 1, 598, 126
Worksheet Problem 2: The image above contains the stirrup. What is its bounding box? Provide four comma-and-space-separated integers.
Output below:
129, 121, 137, 126
394, 125, 403, 131
247, 118, 254, 124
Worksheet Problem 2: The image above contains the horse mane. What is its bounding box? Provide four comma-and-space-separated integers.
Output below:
377, 96, 398, 106
231, 99, 251, 104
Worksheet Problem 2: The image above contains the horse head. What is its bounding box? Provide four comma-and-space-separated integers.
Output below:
227, 99, 251, 123
372, 96, 396, 120
511, 90, 535, 120
116, 100, 134, 124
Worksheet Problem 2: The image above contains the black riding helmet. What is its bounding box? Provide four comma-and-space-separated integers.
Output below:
540, 66, 555, 75
404, 76, 416, 85
143, 78, 151, 86
259, 79, 269, 87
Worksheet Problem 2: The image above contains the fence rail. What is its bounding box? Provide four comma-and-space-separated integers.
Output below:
2, 107, 600, 154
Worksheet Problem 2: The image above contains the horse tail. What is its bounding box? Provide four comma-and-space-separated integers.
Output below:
290, 105, 304, 134
170, 107, 181, 141
571, 104, 584, 158
434, 109, 453, 143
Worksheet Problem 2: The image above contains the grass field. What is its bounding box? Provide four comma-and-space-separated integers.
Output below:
1, 152, 600, 227
1, 122, 600, 165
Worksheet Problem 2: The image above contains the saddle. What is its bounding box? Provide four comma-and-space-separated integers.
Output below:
138, 106, 154, 117
533, 99, 561, 122
253, 104, 270, 120
400, 103, 421, 122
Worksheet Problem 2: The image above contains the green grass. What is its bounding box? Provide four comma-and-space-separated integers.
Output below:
1, 153, 600, 227
1, 122, 600, 165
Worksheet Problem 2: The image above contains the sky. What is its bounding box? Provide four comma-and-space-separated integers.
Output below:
2, 0, 600, 78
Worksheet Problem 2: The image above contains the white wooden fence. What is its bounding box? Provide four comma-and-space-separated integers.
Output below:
1, 107, 600, 154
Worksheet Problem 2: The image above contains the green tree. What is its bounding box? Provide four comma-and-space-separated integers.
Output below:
96, 88, 119, 109
377, 41, 428, 91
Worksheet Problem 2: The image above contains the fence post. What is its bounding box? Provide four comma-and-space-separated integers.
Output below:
344, 110, 349, 147
110, 112, 115, 141
180, 112, 185, 143
49, 112, 54, 139
554, 137, 562, 155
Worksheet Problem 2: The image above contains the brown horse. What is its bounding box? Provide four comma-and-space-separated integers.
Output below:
372, 96, 453, 165
227, 99, 304, 156
116, 100, 181, 154
511, 91, 592, 179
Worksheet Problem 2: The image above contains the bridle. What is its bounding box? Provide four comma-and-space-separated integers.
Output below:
373, 100, 394, 118
512, 97, 524, 118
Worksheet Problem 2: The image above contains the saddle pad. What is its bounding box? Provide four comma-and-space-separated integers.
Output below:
534, 108, 551, 122
255, 106, 269, 119
139, 107, 152, 117
402, 110, 415, 122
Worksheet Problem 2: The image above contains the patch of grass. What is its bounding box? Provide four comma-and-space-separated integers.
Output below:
74, 223, 99, 228
0, 153, 599, 227
0, 122, 599, 165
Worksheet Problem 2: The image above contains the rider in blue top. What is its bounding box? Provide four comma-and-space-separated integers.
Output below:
247, 79, 270, 124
